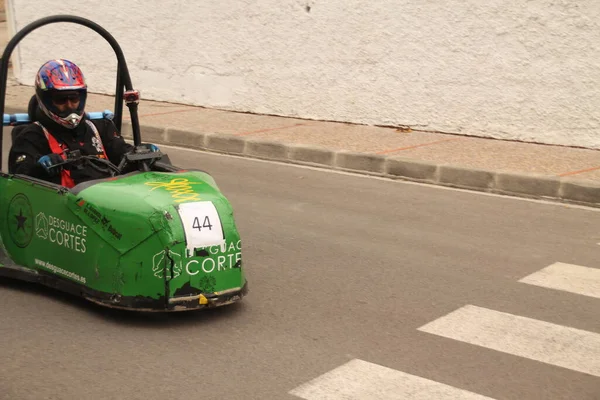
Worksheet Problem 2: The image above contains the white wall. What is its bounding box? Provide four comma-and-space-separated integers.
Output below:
7, 0, 600, 148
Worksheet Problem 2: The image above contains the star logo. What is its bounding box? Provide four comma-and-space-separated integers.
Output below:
7, 194, 33, 248
15, 209, 27, 231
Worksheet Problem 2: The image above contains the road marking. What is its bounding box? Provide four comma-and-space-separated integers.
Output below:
518, 262, 600, 299
289, 359, 496, 400
418, 305, 600, 377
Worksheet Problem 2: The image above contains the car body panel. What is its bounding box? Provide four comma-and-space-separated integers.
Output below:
0, 170, 247, 311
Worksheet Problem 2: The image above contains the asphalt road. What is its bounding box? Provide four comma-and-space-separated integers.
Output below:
0, 144, 599, 400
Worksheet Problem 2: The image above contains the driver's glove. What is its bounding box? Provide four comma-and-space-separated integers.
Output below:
37, 154, 64, 175
135, 143, 160, 153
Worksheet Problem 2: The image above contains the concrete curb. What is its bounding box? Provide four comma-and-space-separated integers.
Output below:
120, 122, 600, 208
5, 110, 600, 208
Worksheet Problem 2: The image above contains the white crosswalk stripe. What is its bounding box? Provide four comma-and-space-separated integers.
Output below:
518, 262, 600, 299
417, 304, 600, 377
289, 359, 496, 400
290, 262, 599, 399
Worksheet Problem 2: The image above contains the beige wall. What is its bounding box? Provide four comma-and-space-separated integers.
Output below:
7, 0, 600, 148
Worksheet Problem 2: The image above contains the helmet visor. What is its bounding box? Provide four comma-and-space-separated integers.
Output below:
46, 89, 87, 118
51, 91, 81, 106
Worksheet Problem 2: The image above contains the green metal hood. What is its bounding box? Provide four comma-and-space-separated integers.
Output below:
67, 170, 233, 255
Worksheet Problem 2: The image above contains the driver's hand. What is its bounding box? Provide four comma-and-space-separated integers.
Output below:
37, 154, 64, 175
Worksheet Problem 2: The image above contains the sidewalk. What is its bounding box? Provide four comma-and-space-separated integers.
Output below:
2, 17, 600, 207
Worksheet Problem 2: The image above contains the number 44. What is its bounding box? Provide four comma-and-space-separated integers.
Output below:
192, 216, 213, 231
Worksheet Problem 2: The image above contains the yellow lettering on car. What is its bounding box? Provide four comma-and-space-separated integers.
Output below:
145, 178, 202, 203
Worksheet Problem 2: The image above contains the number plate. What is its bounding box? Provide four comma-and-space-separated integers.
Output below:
177, 201, 224, 253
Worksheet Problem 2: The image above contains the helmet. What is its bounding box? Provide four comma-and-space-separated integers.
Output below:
35, 59, 87, 129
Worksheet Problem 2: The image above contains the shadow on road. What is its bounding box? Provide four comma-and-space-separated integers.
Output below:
0, 276, 249, 327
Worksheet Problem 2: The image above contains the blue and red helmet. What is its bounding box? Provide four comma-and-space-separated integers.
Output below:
35, 59, 87, 129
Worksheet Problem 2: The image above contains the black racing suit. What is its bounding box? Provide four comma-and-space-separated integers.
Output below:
8, 108, 133, 186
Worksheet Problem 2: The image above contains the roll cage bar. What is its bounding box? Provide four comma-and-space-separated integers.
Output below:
0, 14, 143, 170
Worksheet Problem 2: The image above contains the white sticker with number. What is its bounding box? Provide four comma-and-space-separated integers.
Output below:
177, 201, 224, 252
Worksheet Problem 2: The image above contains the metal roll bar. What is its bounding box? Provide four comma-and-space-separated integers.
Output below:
0, 15, 143, 169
